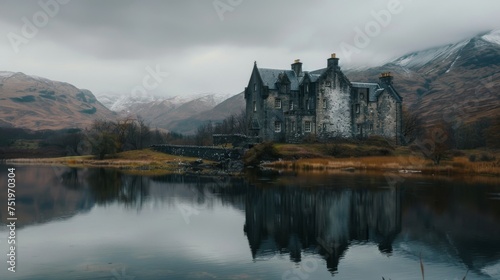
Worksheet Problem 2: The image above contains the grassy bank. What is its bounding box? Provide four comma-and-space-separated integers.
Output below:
5, 149, 213, 176
247, 142, 500, 176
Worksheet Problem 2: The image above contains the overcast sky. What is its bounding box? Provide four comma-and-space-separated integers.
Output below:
1, 0, 499, 98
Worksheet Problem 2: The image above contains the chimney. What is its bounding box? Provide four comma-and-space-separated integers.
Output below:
291, 59, 303, 76
327, 53, 339, 68
379, 72, 393, 85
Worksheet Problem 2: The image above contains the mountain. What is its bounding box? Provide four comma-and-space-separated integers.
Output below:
167, 91, 245, 134
97, 92, 238, 134
0, 72, 116, 130
346, 29, 500, 127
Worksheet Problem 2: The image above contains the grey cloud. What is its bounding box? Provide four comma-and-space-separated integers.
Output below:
1, 0, 499, 95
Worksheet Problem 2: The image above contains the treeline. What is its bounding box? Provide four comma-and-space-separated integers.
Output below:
193, 111, 248, 146
0, 118, 183, 159
79, 117, 186, 159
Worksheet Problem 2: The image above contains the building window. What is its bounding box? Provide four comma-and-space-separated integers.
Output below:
357, 124, 361, 133
289, 100, 294, 110
275, 121, 282, 133
282, 84, 288, 93
306, 84, 309, 93
323, 99, 327, 109
291, 121, 295, 132
369, 124, 374, 131
254, 83, 257, 92
323, 123, 327, 131
360, 92, 364, 100
306, 99, 310, 110
305, 121, 311, 132
253, 101, 257, 112
355, 104, 360, 114
326, 81, 331, 87
275, 98, 282, 109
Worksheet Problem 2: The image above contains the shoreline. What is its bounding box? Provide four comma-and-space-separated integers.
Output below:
3, 149, 242, 176
261, 155, 500, 177
4, 148, 499, 178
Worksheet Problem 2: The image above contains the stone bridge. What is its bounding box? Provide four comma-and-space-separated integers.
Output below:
151, 144, 244, 162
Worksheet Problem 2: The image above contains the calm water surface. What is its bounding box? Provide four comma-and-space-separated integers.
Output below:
0, 165, 500, 279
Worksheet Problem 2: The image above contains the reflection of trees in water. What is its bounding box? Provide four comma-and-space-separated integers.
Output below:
151, 174, 250, 211
86, 168, 149, 208
58, 168, 82, 189
401, 182, 500, 273
244, 186, 402, 273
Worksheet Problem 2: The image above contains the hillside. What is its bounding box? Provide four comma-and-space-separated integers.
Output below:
0, 72, 116, 130
98, 92, 243, 135
346, 30, 500, 126
167, 92, 245, 134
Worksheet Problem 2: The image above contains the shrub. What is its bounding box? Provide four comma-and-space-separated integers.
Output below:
480, 153, 496, 162
243, 142, 280, 166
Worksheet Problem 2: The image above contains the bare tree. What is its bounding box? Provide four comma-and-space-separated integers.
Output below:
416, 122, 452, 165
402, 106, 423, 144
85, 119, 119, 160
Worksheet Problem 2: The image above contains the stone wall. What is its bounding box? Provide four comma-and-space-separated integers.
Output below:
151, 145, 244, 161
212, 134, 260, 148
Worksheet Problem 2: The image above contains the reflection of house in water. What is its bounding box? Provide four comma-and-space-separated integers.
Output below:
243, 187, 401, 272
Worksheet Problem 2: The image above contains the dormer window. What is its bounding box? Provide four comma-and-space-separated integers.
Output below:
306, 83, 309, 93
254, 83, 257, 92
282, 84, 288, 93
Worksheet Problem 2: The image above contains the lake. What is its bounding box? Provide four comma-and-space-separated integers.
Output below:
1, 165, 500, 279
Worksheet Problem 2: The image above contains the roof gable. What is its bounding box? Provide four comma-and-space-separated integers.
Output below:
256, 68, 301, 91
351, 82, 402, 103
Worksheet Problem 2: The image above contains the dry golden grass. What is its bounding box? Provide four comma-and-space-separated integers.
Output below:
5, 148, 208, 175
265, 155, 500, 176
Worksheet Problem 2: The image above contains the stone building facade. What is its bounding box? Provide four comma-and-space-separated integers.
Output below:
244, 54, 403, 143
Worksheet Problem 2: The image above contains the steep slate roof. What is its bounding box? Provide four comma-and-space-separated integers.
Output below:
351, 82, 385, 102
256, 68, 282, 90
309, 68, 327, 75
351, 82, 403, 103
256, 68, 302, 91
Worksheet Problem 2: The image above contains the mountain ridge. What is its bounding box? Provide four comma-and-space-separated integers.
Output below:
0, 71, 116, 130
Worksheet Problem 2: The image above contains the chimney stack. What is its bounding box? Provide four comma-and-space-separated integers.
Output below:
328, 53, 339, 68
379, 72, 393, 85
291, 59, 303, 76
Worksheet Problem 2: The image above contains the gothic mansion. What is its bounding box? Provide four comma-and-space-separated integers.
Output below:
244, 54, 403, 143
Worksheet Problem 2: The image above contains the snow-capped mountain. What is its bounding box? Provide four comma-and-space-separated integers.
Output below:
93, 91, 236, 132
346, 29, 500, 127
393, 39, 470, 70
392, 29, 500, 72
96, 91, 231, 113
